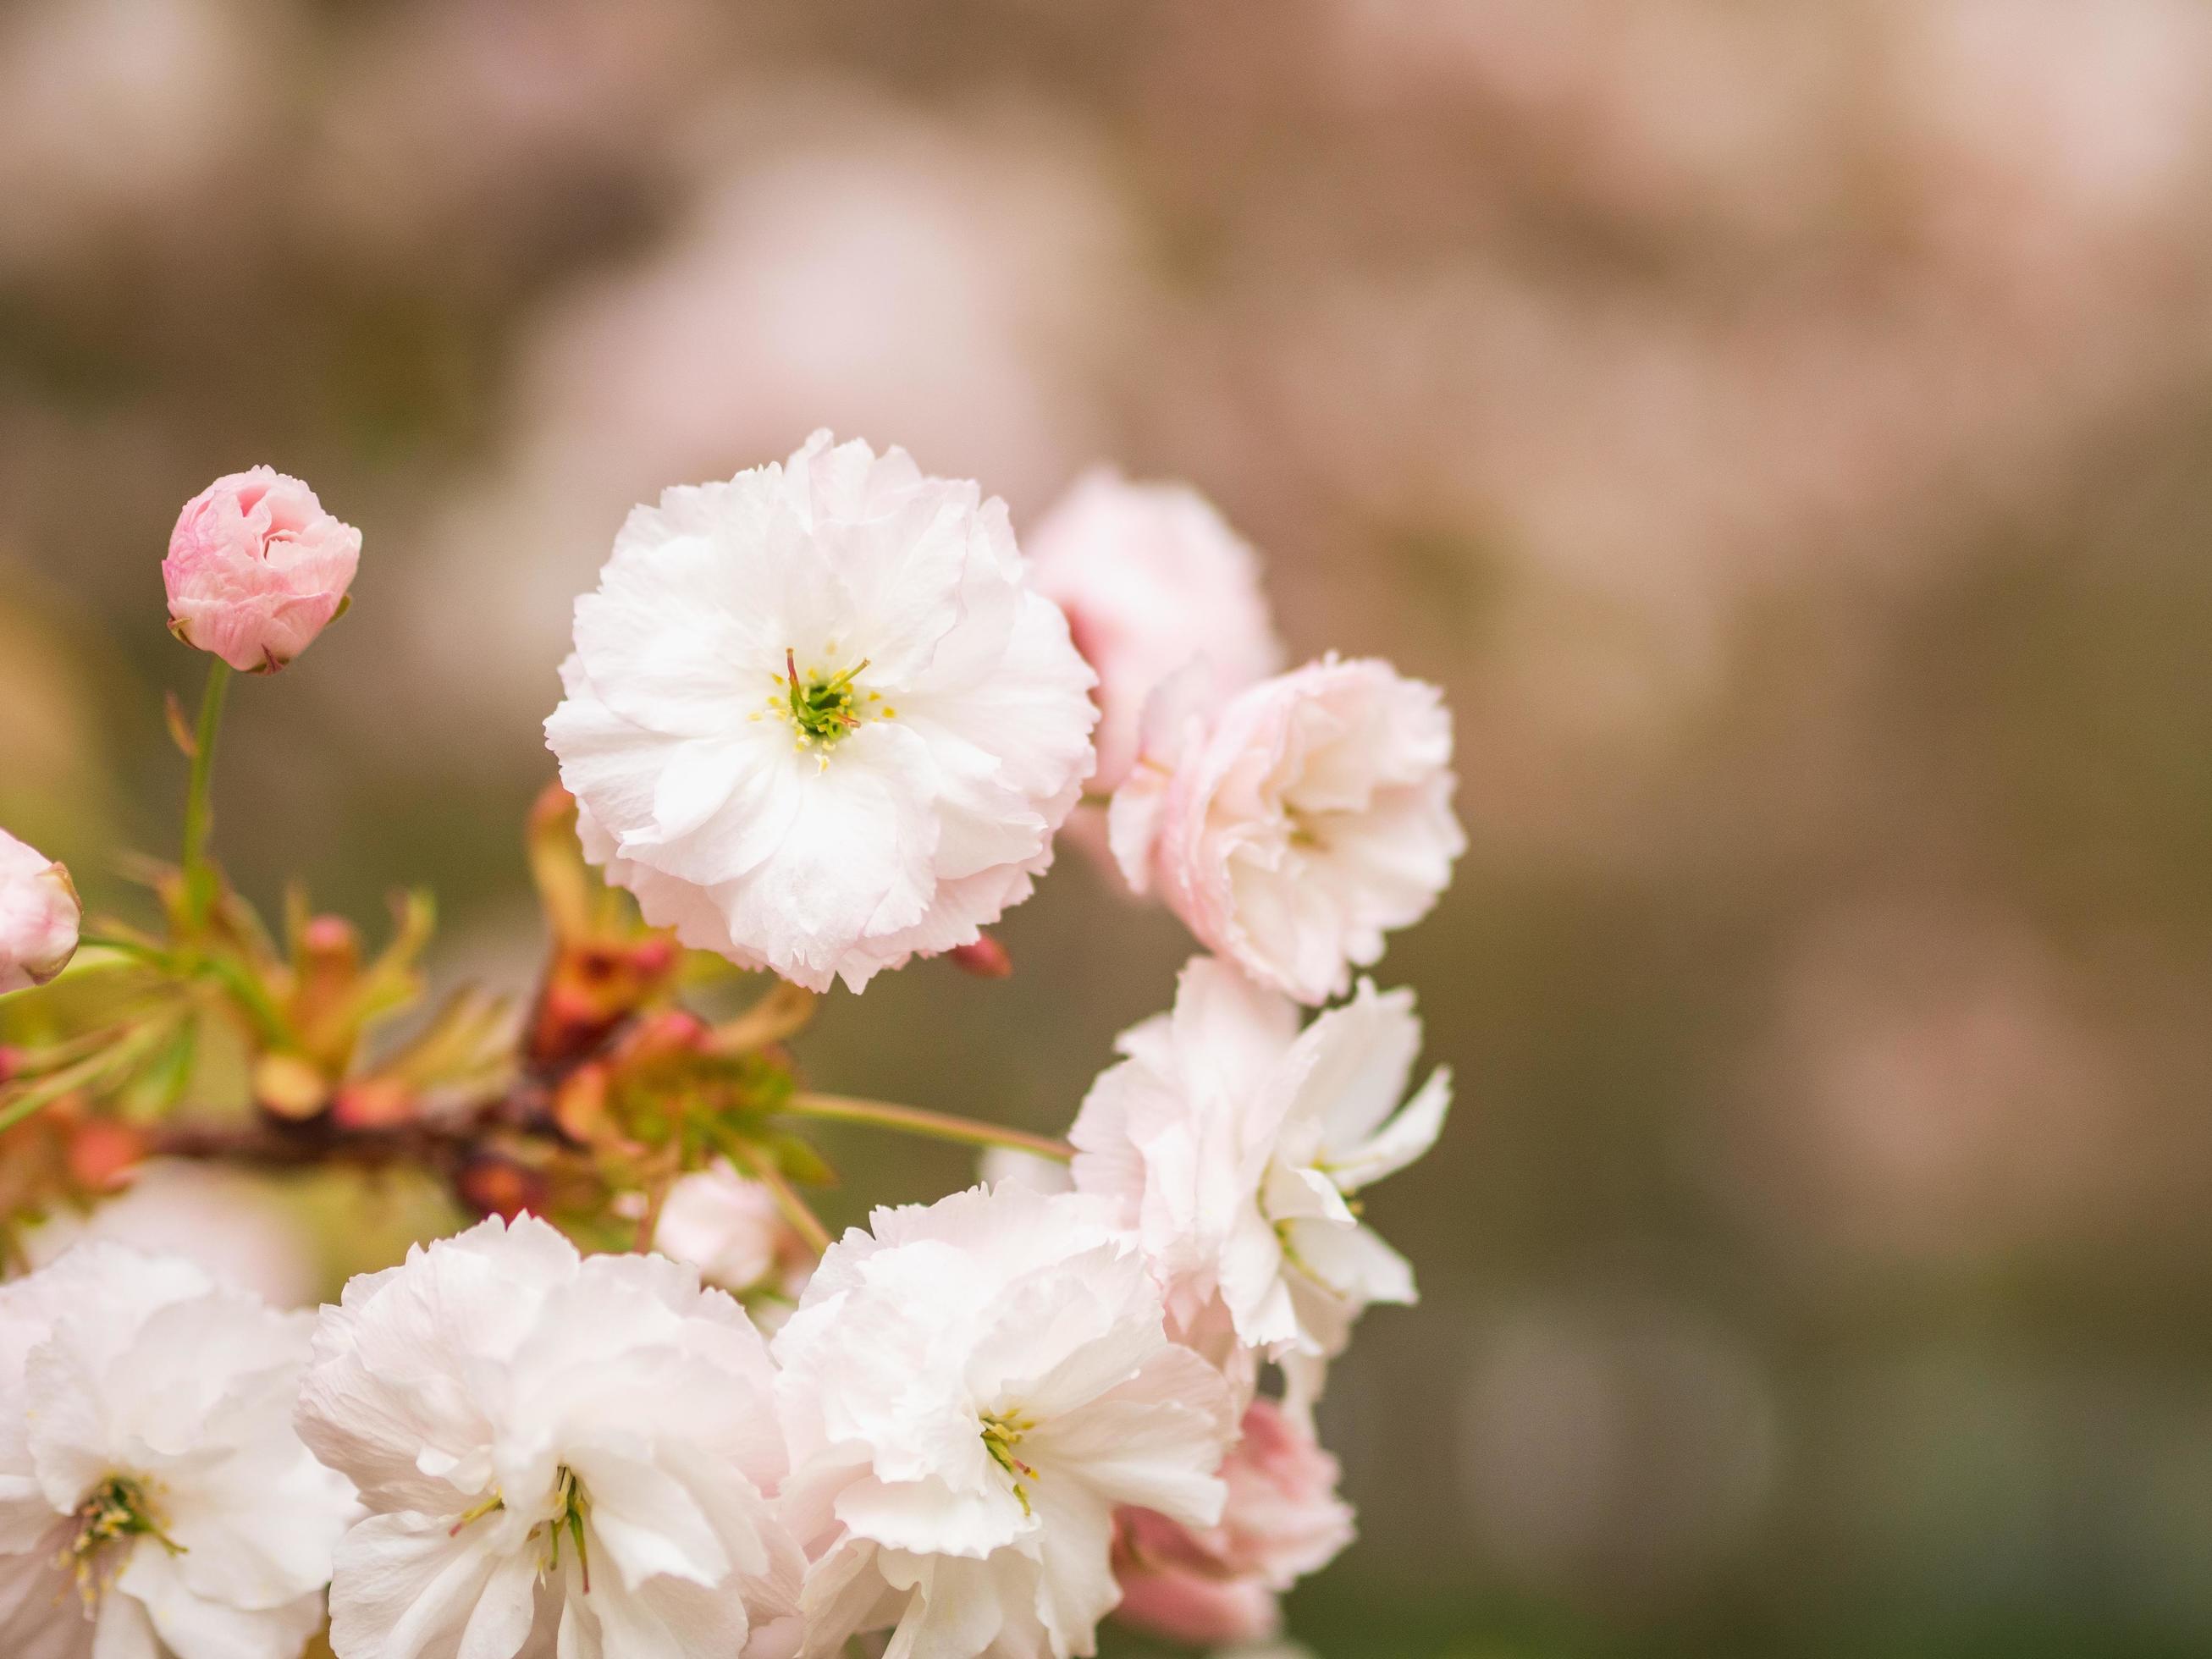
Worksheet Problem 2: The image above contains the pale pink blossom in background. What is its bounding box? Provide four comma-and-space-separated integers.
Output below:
1027, 469, 1284, 792
1734, 901, 2128, 1264
22, 1161, 319, 1309
978, 1144, 1075, 1196
0, 827, 78, 994
1112, 1397, 1354, 1647
163, 466, 361, 674
1112, 657, 1462, 1005
0, 0, 267, 275
652, 1157, 814, 1326
402, 109, 1144, 747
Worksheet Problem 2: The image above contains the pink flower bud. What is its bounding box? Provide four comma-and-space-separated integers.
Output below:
163, 466, 361, 673
946, 934, 1013, 978
0, 829, 80, 994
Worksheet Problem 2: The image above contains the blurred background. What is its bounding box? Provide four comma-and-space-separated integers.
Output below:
4, 2, 2212, 1655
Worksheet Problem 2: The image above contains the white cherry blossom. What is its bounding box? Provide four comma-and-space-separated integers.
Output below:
0, 1243, 355, 1659
295, 1215, 804, 1659
773, 1185, 1237, 1659
1071, 957, 1452, 1411
546, 430, 1098, 993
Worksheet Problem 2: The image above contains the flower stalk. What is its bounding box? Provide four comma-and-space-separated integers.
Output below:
781, 1093, 1072, 1163
716, 1128, 832, 1256
179, 659, 232, 929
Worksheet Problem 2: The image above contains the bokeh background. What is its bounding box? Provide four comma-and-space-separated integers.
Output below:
5, 3, 2212, 1656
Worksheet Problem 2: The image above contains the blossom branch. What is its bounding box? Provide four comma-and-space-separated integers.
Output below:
718, 1129, 833, 1255
781, 1092, 1073, 1163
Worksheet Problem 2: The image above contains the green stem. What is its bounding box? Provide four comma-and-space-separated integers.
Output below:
715, 1128, 834, 1256
180, 660, 233, 929
783, 1093, 1073, 1163
0, 1017, 178, 1135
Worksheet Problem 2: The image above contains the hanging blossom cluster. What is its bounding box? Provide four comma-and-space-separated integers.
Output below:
0, 435, 1459, 1658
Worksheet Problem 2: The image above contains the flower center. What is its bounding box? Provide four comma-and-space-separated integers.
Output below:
755, 648, 895, 768
446, 1465, 594, 1592
542, 1464, 593, 1590
67, 1475, 181, 1604
980, 1410, 1040, 1517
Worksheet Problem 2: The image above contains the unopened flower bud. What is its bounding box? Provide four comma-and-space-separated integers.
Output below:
63, 1118, 147, 1193
253, 1052, 332, 1122
163, 466, 361, 673
331, 1076, 416, 1130
0, 829, 80, 994
946, 934, 1012, 978
455, 1153, 549, 1222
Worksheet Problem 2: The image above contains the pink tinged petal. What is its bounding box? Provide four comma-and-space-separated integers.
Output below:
792, 1536, 904, 1659
0, 1519, 87, 1657
1288, 1218, 1416, 1309
91, 1589, 161, 1659
966, 1244, 1163, 1419
833, 1473, 1029, 1560
1026, 470, 1283, 792
1216, 1206, 1299, 1352
1165, 956, 1302, 1120
456, 1548, 541, 1659
117, 1541, 328, 1659
1113, 1560, 1281, 1646
1288, 980, 1424, 1152
565, 1453, 731, 1592
1025, 1480, 1121, 1655
1264, 1164, 1357, 1229
556, 1597, 594, 1659
578, 1569, 750, 1659
876, 1549, 1024, 1659
327, 1512, 518, 1659
1329, 1065, 1452, 1193
1029, 1347, 1236, 1528
163, 467, 360, 673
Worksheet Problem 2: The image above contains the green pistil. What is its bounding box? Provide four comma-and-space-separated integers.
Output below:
448, 1469, 590, 1594
72, 1475, 181, 1559
544, 1465, 592, 1593
68, 1475, 181, 1603
786, 650, 870, 744
981, 1412, 1039, 1518
754, 650, 896, 762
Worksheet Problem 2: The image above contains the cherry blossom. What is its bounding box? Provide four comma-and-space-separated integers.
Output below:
1110, 656, 1463, 1005
0, 1244, 356, 1659
1026, 470, 1283, 792
295, 1215, 805, 1659
773, 1185, 1237, 1658
1112, 1399, 1354, 1647
547, 431, 1097, 993
0, 828, 78, 995
163, 468, 361, 674
1072, 957, 1452, 1410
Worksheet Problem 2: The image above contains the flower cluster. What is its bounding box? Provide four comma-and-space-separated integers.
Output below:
0, 439, 1459, 1657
